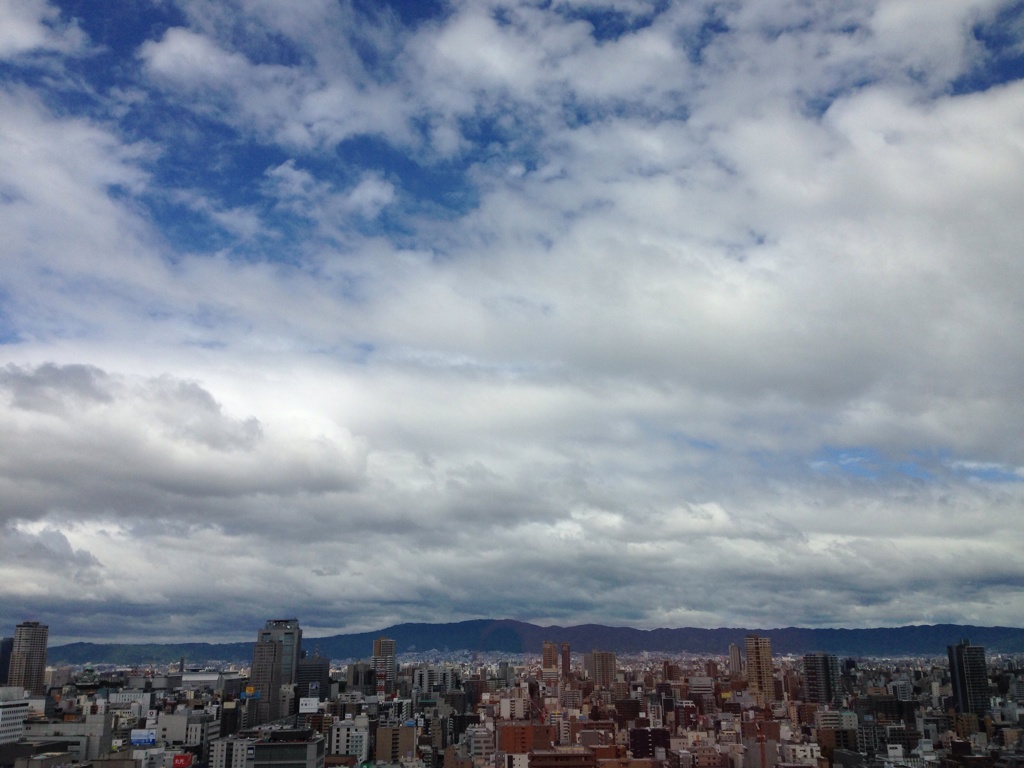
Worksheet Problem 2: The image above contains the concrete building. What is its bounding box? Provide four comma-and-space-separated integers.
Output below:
542, 643, 559, 671
628, 728, 669, 759
744, 636, 773, 709
588, 652, 617, 691
372, 637, 397, 698
1, 688, 30, 745
250, 619, 302, 724
728, 646, 742, 679
376, 722, 417, 763
296, 657, 331, 701
210, 728, 324, 768
22, 712, 113, 761
329, 715, 370, 761
0, 639, 12, 687
9, 623, 48, 697
948, 639, 989, 718
780, 743, 820, 766
802, 654, 841, 705
815, 711, 857, 731
463, 726, 494, 763
498, 724, 557, 754
156, 710, 220, 758
528, 746, 597, 768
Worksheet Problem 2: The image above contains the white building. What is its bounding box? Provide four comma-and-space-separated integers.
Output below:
330, 715, 370, 761
781, 742, 820, 765
1, 688, 30, 745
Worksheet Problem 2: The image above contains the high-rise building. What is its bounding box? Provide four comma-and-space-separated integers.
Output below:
0, 637, 12, 686
948, 639, 989, 718
561, 642, 571, 680
541, 641, 559, 685
9, 621, 48, 696
588, 650, 617, 690
745, 635, 773, 708
728, 644, 742, 678
542, 641, 559, 670
297, 655, 332, 700
803, 652, 841, 705
372, 637, 396, 697
251, 619, 302, 724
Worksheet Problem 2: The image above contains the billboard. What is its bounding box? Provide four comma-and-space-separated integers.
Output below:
130, 729, 157, 746
172, 755, 193, 768
298, 697, 319, 714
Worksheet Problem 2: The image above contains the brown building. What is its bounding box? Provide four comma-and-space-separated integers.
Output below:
745, 636, 773, 709
590, 652, 617, 690
9, 622, 48, 697
692, 745, 723, 768
499, 724, 557, 753
444, 744, 474, 768
741, 721, 780, 740
816, 729, 857, 760
376, 723, 416, 762
543, 642, 559, 669
530, 746, 597, 768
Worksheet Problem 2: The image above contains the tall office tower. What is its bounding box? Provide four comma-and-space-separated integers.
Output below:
948, 639, 990, 717
297, 655, 332, 700
561, 642, 571, 679
251, 619, 302, 723
745, 634, 773, 708
372, 636, 396, 697
541, 641, 559, 684
803, 652, 841, 704
542, 641, 559, 669
9, 622, 48, 696
0, 637, 12, 686
728, 644, 743, 678
589, 650, 617, 690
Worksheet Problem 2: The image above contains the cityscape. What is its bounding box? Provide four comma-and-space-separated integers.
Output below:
3, 5, 1024, 768
3, 618, 1024, 768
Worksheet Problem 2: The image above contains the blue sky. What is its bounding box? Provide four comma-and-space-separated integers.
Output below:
2, 0, 1024, 644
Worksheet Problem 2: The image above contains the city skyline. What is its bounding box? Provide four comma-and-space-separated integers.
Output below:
2, 0, 1024, 644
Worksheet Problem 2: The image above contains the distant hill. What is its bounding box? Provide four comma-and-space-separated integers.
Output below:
47, 620, 1024, 665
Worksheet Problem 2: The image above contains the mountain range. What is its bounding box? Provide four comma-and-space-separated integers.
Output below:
47, 620, 1024, 666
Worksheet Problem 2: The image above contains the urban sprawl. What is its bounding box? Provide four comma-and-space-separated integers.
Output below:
1, 619, 1019, 768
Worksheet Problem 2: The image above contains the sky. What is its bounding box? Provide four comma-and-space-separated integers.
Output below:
1, 0, 1024, 646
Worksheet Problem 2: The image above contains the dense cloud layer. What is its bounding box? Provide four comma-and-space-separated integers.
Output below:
1, 0, 1023, 643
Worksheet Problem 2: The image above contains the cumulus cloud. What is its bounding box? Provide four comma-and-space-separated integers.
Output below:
0, 0, 86, 59
1, 0, 1024, 642
0, 364, 365, 515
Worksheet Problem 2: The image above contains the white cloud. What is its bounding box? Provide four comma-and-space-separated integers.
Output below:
0, 0, 85, 59
2, 0, 1024, 640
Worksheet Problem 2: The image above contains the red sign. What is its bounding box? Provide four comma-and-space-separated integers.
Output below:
173, 755, 193, 768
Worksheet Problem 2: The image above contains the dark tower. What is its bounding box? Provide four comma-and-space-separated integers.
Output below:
250, 619, 302, 723
948, 639, 989, 717
803, 652, 841, 705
